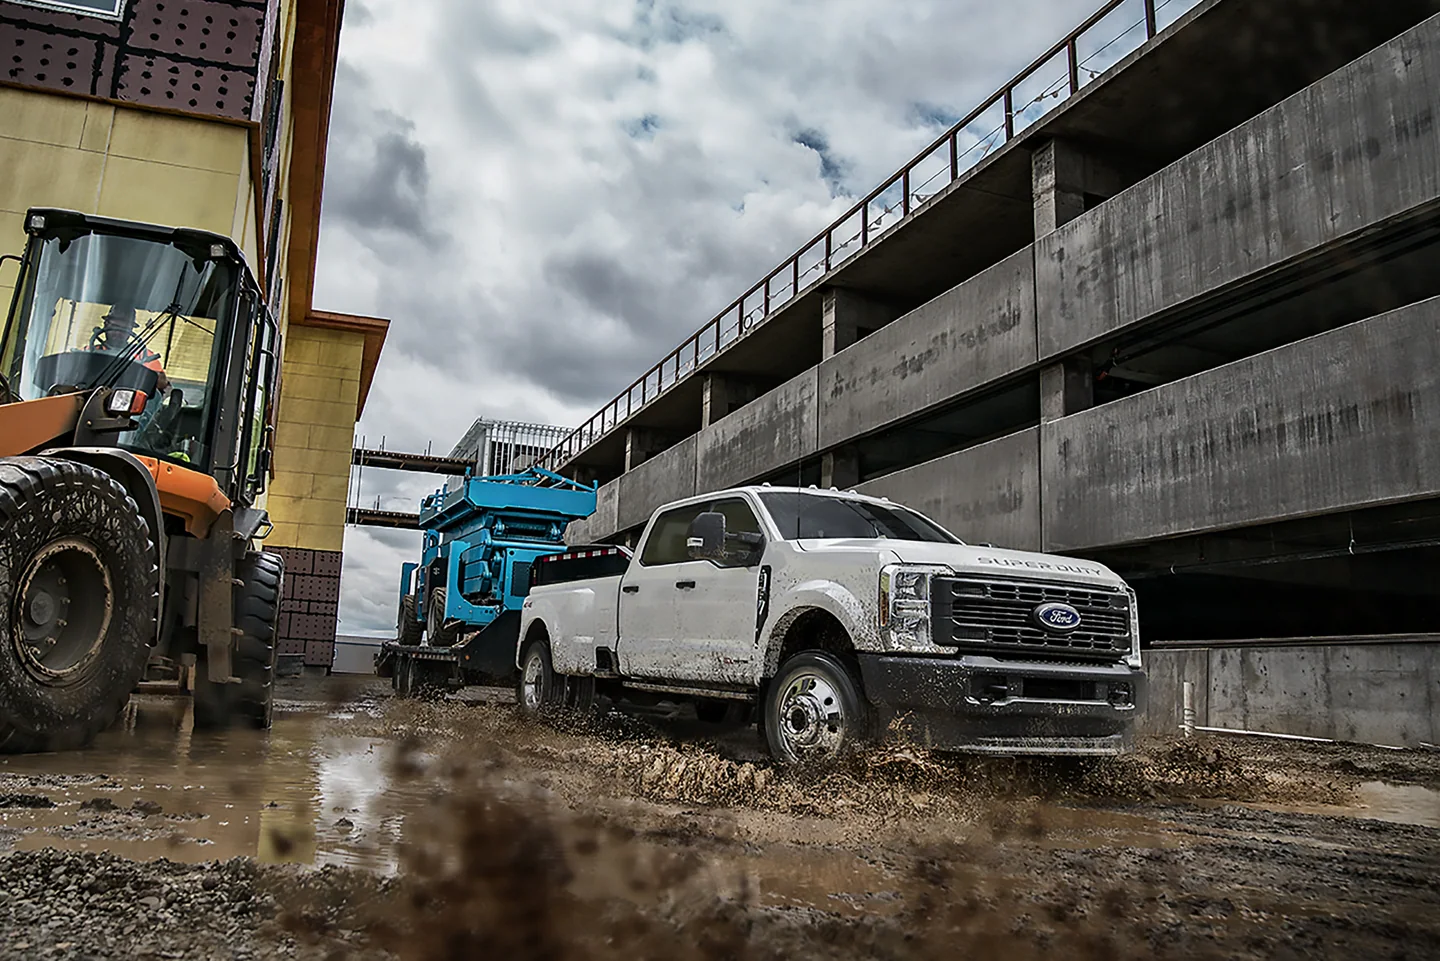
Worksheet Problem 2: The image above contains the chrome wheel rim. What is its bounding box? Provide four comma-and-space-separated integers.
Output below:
521, 650, 545, 711
775, 671, 846, 762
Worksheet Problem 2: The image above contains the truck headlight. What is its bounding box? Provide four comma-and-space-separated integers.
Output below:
1125, 586, 1142, 669
878, 564, 950, 652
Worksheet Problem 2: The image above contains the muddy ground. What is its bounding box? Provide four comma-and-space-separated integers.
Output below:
2, 677, 1439, 960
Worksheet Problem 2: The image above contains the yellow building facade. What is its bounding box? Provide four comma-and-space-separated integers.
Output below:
2, 0, 386, 665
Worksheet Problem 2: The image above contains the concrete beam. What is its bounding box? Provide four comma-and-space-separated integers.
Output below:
855, 428, 1041, 551
1037, 15, 1440, 359
1039, 356, 1094, 422
1031, 138, 1132, 236
818, 248, 1036, 450
701, 373, 767, 429
696, 370, 818, 492
623, 427, 680, 472
821, 447, 860, 490
1043, 295, 1440, 552
821, 288, 898, 359
616, 435, 698, 533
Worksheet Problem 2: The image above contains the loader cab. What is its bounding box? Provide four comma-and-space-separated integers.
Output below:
0, 208, 279, 507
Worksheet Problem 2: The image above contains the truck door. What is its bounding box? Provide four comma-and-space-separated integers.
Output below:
616, 502, 705, 679
673, 496, 766, 685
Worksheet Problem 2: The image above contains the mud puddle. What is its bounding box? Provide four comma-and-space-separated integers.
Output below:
1192, 779, 1440, 830
0, 695, 430, 873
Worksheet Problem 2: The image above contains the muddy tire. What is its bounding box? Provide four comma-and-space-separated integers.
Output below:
397, 593, 422, 646
426, 587, 458, 647
194, 551, 282, 730
516, 639, 561, 716
0, 457, 157, 753
762, 651, 872, 768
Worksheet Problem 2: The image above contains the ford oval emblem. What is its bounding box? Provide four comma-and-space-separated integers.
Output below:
1034, 602, 1082, 633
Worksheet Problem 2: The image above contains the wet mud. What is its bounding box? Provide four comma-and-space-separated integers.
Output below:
2, 676, 1439, 959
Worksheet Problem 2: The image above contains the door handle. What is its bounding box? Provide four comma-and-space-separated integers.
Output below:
622, 585, 639, 594
675, 580, 696, 590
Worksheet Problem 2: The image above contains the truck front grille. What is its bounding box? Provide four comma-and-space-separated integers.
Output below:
932, 576, 1130, 661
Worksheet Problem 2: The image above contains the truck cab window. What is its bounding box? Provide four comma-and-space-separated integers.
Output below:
708, 497, 764, 568
639, 505, 705, 566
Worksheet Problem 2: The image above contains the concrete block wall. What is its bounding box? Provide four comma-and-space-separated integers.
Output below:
265, 325, 365, 552
1141, 642, 1440, 747
568, 14, 1440, 551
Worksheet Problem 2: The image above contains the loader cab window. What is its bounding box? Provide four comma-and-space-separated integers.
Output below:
2, 227, 240, 471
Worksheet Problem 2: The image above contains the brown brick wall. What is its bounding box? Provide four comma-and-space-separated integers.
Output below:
270, 544, 341, 668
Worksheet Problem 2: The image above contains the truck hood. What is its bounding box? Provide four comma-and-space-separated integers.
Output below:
792, 538, 1128, 589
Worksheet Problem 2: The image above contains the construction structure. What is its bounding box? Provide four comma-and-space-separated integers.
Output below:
449, 417, 573, 478
2, 0, 390, 673
548, 0, 1440, 745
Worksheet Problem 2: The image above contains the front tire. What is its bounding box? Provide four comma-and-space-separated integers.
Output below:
0, 457, 158, 753
194, 551, 282, 730
763, 651, 871, 768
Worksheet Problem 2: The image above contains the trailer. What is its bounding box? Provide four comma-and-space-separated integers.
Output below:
374, 466, 597, 697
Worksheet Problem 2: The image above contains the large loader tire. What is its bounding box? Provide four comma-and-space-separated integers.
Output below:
426, 587, 458, 647
194, 550, 282, 730
0, 457, 157, 753
397, 593, 423, 646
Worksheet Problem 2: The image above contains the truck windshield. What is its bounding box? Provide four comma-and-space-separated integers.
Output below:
757, 492, 961, 544
3, 230, 237, 469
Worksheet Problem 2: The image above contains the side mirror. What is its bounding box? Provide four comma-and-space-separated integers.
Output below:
686, 512, 725, 560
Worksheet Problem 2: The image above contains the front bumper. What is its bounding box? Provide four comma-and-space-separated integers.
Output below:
856, 653, 1146, 756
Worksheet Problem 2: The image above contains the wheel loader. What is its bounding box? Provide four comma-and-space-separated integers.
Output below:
0, 207, 284, 753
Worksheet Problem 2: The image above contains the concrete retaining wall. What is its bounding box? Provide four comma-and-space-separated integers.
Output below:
854, 427, 1042, 551
1037, 14, 1440, 357
1140, 642, 1440, 747
1043, 296, 1440, 551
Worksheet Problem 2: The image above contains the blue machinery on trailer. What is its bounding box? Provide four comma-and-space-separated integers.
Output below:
372, 465, 597, 695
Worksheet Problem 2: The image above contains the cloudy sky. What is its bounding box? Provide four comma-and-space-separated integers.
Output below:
311, 0, 1114, 635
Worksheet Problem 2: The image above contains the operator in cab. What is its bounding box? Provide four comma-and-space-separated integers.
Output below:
91, 305, 171, 393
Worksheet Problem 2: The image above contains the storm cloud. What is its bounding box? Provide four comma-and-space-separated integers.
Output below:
316, 0, 1109, 632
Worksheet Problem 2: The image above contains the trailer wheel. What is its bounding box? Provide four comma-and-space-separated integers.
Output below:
762, 651, 871, 768
397, 594, 422, 646
516, 640, 560, 715
0, 457, 157, 753
426, 588, 458, 647
194, 551, 282, 730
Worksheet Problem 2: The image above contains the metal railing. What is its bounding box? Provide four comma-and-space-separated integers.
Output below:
539, 0, 1202, 472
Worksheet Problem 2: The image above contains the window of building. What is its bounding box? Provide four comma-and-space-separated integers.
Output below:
4, 0, 126, 20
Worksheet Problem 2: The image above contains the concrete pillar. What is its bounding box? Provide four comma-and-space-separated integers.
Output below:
821, 288, 896, 359
624, 428, 667, 471
1032, 139, 1130, 237
701, 374, 763, 428
1040, 356, 1094, 422
820, 447, 860, 490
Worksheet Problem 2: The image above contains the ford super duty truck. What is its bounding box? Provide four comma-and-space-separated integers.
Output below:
516, 485, 1145, 767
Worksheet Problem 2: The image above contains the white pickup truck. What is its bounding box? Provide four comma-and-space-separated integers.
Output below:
516, 485, 1145, 767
